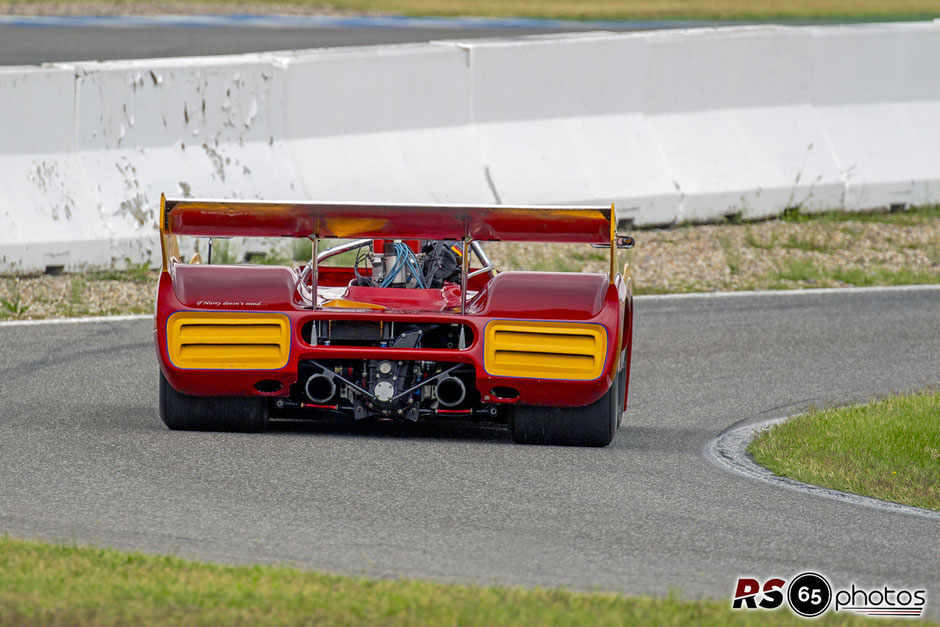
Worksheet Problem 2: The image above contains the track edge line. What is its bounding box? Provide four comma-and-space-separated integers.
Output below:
0, 313, 152, 327
636, 283, 940, 301
705, 416, 940, 521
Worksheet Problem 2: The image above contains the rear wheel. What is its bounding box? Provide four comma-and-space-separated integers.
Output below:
509, 376, 618, 447
159, 373, 268, 433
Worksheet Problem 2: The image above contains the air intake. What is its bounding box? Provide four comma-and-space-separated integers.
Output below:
167, 312, 290, 370
484, 320, 606, 381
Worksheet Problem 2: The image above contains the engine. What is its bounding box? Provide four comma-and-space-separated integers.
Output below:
289, 358, 477, 421
363, 240, 462, 289
277, 239, 493, 422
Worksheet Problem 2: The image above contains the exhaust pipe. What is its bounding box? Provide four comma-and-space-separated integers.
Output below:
305, 373, 336, 404
435, 376, 466, 407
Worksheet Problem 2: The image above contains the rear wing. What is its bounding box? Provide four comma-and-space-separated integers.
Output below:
158, 195, 631, 281
161, 196, 612, 241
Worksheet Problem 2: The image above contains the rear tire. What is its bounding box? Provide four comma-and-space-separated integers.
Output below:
159, 373, 268, 433
509, 376, 618, 447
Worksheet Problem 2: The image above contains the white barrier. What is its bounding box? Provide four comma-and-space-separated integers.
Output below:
811, 24, 940, 210
464, 34, 682, 224
642, 27, 845, 222
285, 44, 490, 202
2, 22, 939, 273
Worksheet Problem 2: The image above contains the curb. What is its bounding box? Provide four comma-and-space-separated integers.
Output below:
707, 416, 940, 521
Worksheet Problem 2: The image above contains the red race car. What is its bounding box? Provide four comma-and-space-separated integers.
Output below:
154, 196, 634, 446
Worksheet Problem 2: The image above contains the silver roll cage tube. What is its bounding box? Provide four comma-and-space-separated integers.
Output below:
298, 237, 495, 312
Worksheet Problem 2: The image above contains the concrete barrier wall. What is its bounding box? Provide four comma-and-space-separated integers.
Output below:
2, 22, 939, 273
285, 45, 491, 203
811, 24, 940, 210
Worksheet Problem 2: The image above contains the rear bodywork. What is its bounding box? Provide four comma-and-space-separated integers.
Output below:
154, 196, 633, 428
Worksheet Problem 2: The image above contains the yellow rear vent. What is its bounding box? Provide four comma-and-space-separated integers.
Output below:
484, 320, 607, 380
167, 312, 290, 370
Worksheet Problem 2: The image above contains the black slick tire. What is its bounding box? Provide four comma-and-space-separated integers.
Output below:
509, 375, 618, 447
159, 372, 268, 433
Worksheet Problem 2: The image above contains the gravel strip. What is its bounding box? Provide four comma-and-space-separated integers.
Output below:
2, 213, 937, 320
490, 214, 939, 293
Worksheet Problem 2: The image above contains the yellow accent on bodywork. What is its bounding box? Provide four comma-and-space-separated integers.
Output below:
609, 203, 620, 374
609, 202, 617, 282
321, 299, 387, 310
484, 320, 607, 380
159, 193, 182, 271
167, 312, 290, 370
324, 217, 388, 238
159, 194, 168, 272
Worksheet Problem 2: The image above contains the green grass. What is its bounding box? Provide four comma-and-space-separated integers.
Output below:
828, 265, 940, 286
292, 237, 313, 262
744, 228, 778, 250
69, 276, 86, 304
780, 232, 840, 253
0, 536, 914, 627
761, 258, 940, 287
781, 205, 940, 226
767, 258, 821, 282
65, 275, 89, 316
633, 283, 702, 295
245, 251, 294, 265
89, 258, 156, 283
9, 0, 940, 21
929, 242, 940, 265
0, 278, 30, 318
571, 249, 609, 263
211, 239, 236, 265
749, 390, 940, 511
718, 234, 741, 274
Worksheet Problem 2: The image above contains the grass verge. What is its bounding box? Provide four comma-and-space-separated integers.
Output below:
493, 205, 939, 295
0, 536, 915, 626
7, 0, 940, 21
0, 206, 937, 320
781, 205, 940, 226
749, 390, 940, 511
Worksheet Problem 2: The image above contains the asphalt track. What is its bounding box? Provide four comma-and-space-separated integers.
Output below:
1, 287, 938, 613
0, 15, 720, 66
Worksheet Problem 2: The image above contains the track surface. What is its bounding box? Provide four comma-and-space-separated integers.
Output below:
0, 16, 707, 66
1, 288, 938, 610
